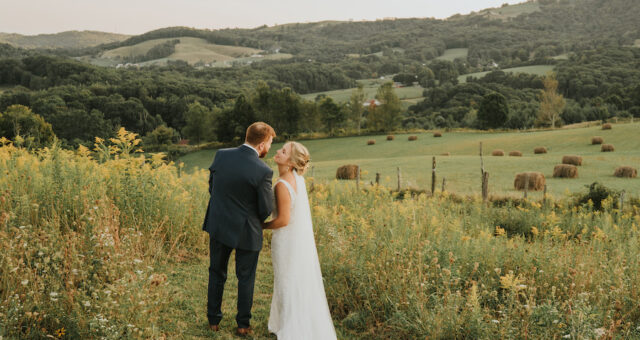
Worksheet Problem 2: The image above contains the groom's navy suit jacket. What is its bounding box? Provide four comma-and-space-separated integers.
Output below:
202, 145, 274, 251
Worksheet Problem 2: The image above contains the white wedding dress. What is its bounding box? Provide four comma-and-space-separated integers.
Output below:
268, 170, 337, 340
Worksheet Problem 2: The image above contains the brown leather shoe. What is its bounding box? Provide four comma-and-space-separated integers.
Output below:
236, 326, 253, 336
208, 324, 220, 332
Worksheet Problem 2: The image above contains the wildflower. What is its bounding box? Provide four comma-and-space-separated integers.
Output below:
594, 328, 606, 337
562, 335, 570, 339
21, 280, 28, 286
83, 300, 91, 307
133, 259, 143, 264
19, 225, 26, 230
531, 226, 539, 236
49, 292, 58, 297
56, 328, 65, 337
495, 226, 506, 236
491, 320, 499, 324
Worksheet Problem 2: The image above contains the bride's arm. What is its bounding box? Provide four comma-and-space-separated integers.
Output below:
263, 183, 291, 230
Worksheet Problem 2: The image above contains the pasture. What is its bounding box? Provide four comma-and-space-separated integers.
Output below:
458, 65, 555, 83
2, 131, 640, 339
435, 48, 468, 61
474, 1, 541, 20
87, 36, 292, 66
301, 78, 424, 105
181, 122, 640, 198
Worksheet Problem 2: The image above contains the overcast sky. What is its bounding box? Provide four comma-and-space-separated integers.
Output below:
1, 0, 525, 35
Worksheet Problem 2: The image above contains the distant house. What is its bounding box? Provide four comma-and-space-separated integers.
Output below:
363, 99, 381, 108
393, 82, 404, 88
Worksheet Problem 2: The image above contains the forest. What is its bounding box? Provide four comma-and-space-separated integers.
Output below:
0, 0, 639, 148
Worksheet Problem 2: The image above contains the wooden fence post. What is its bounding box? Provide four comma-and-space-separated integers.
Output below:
524, 173, 530, 199
442, 177, 446, 193
482, 171, 489, 203
375, 172, 380, 186
397, 167, 402, 192
620, 190, 625, 211
543, 185, 547, 205
356, 165, 360, 191
431, 156, 436, 195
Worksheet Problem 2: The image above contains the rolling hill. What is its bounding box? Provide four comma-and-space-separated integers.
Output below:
82, 36, 293, 67
0, 30, 129, 49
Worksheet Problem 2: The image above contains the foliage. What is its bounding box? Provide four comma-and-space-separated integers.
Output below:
536, 73, 566, 127
369, 82, 402, 132
575, 182, 620, 211
0, 104, 55, 148
477, 92, 509, 129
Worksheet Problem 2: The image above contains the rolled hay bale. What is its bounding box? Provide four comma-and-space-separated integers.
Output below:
591, 136, 604, 145
602, 123, 612, 130
440, 152, 451, 156
509, 150, 523, 157
367, 140, 376, 145
336, 165, 359, 180
614, 166, 637, 178
562, 155, 583, 166
601, 144, 615, 152
386, 135, 395, 141
534, 147, 547, 154
514, 172, 546, 191
553, 164, 578, 178
492, 149, 505, 156
433, 132, 442, 137
408, 135, 418, 141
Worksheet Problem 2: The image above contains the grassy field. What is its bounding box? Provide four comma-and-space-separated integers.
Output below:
87, 36, 292, 67
474, 1, 541, 20
458, 65, 555, 83
3, 129, 640, 339
180, 122, 640, 198
301, 78, 424, 105
435, 48, 469, 61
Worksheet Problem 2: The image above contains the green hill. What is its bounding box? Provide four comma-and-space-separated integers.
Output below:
85, 36, 292, 66
0, 31, 129, 49
180, 122, 640, 197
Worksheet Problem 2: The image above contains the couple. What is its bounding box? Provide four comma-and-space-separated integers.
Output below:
202, 122, 337, 339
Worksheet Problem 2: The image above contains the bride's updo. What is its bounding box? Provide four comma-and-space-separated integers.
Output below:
286, 141, 310, 175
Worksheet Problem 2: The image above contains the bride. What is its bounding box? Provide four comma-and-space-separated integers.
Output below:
262, 141, 337, 339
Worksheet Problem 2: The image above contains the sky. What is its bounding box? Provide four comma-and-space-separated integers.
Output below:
0, 0, 526, 35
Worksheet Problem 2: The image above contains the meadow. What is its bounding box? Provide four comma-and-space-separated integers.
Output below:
1, 128, 639, 339
84, 36, 292, 67
458, 65, 556, 83
180, 122, 640, 198
435, 48, 469, 61
301, 78, 424, 105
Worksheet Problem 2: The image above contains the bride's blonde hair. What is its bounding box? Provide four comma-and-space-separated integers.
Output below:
286, 141, 310, 175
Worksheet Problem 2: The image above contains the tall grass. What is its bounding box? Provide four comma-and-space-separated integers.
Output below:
312, 182, 640, 339
0, 130, 209, 339
2, 129, 640, 339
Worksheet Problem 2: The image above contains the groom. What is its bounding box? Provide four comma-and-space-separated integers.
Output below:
202, 122, 276, 335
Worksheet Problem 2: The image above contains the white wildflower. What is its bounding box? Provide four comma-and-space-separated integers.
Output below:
21, 280, 28, 286
49, 292, 58, 297
19, 226, 25, 230
491, 320, 499, 324
594, 328, 606, 337
518, 284, 527, 289
83, 300, 91, 307
135, 270, 143, 275
133, 259, 143, 264
562, 335, 570, 339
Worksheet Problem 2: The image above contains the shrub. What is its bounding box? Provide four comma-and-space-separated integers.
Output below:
562, 155, 583, 166
534, 147, 547, 154
491, 149, 504, 156
514, 172, 545, 191
576, 182, 619, 210
553, 164, 578, 178
509, 150, 523, 157
336, 165, 360, 179
614, 166, 637, 178
601, 144, 614, 152
591, 136, 603, 144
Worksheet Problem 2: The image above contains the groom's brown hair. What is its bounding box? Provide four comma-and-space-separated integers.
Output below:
245, 122, 276, 146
